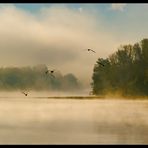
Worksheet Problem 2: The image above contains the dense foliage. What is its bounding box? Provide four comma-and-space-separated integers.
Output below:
92, 39, 148, 96
0, 64, 81, 91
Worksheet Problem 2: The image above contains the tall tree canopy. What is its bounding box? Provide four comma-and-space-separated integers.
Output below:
92, 39, 148, 96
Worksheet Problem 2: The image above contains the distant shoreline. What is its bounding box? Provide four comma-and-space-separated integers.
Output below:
0, 95, 147, 100
46, 96, 148, 100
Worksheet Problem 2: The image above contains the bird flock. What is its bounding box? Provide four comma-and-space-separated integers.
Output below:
22, 48, 105, 96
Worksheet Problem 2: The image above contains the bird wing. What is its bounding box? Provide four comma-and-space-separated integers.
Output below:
22, 92, 27, 95
98, 62, 104, 66
45, 70, 49, 74
48, 69, 56, 72
50, 73, 55, 78
90, 49, 96, 53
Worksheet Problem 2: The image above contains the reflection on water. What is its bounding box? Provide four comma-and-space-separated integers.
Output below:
0, 98, 148, 144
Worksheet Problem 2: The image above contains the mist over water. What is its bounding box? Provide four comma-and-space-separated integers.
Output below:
0, 3, 147, 144
0, 92, 148, 144
0, 89, 91, 98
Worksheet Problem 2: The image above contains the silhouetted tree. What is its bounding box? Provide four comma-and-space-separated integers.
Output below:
92, 39, 148, 96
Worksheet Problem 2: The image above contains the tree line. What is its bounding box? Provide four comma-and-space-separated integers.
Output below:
92, 38, 148, 97
0, 64, 81, 91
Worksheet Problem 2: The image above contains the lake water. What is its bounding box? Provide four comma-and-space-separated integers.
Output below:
0, 97, 148, 144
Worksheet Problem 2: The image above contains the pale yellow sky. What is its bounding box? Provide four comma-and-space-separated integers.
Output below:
0, 4, 147, 87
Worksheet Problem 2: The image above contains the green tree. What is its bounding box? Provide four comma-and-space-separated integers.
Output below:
92, 39, 148, 96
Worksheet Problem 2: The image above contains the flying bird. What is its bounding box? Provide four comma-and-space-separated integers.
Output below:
22, 92, 28, 96
98, 62, 105, 67
45, 69, 56, 78
45, 69, 55, 74
84, 48, 96, 53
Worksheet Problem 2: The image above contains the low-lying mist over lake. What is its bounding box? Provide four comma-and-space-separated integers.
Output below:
0, 97, 148, 144
0, 90, 92, 98
0, 3, 147, 144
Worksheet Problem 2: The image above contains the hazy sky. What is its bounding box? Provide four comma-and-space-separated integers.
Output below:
0, 3, 148, 87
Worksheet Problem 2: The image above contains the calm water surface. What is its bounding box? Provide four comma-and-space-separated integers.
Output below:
0, 97, 148, 144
